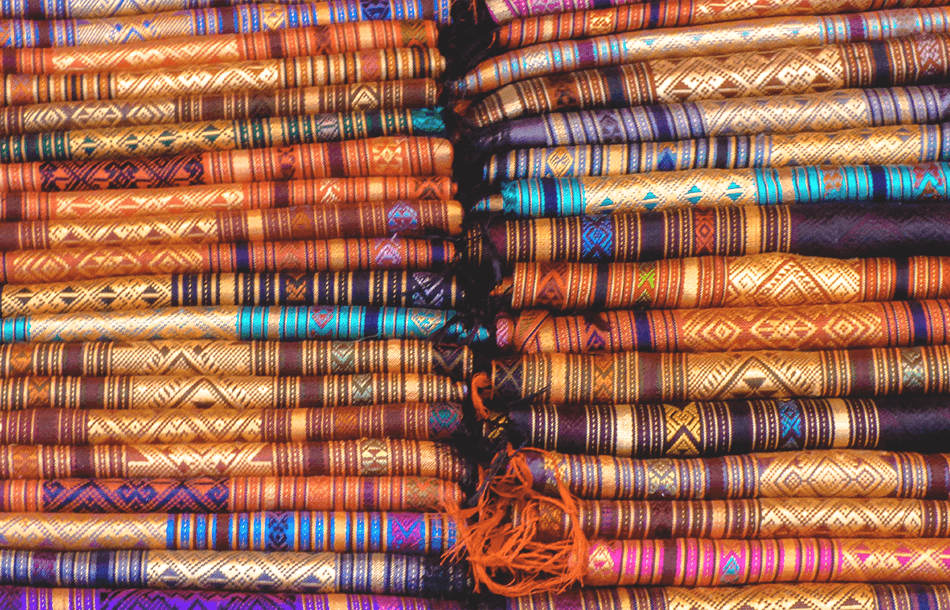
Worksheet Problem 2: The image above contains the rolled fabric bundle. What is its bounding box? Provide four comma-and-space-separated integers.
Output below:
487, 0, 931, 29
0, 475, 463, 512
494, 346, 950, 404
3, 20, 438, 74
0, 238, 456, 283
506, 585, 950, 610
469, 205, 950, 268
0, 1, 451, 49
0, 511, 456, 554
0, 339, 473, 381
0, 271, 461, 315
0, 49, 445, 108
0, 138, 453, 192
0, 0, 449, 20
0, 439, 469, 480
500, 255, 950, 311
0, 591, 463, 610
521, 448, 950, 500
497, 299, 950, 353
476, 163, 950, 218
528, 497, 950, 540
580, 538, 950, 586
0, 403, 465, 444
507, 395, 950, 455
0, 80, 441, 135
483, 123, 950, 181
0, 184, 459, 224
0, 200, 464, 251
0, 110, 448, 164
0, 374, 467, 409
0, 590, 463, 609
457, 7, 950, 96
466, 85, 950, 157
0, 549, 471, 595
0, 305, 484, 343
467, 35, 950, 127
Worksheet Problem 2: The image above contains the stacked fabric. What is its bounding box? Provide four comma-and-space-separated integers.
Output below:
0, 0, 482, 607
452, 0, 950, 605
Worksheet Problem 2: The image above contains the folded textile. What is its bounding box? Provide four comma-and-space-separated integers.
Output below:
0, 339, 473, 380
3, 20, 437, 74
0, 475, 462, 512
0, 590, 464, 610
457, 7, 950, 95
0, 374, 467, 409
485, 0, 927, 28
0, 305, 483, 343
483, 124, 950, 180
507, 395, 950, 455
477, 163, 950, 217
0, 0, 452, 49
0, 238, 456, 283
467, 35, 950, 126
0, 200, 463, 251
0, 110, 448, 163
499, 255, 950, 311
0, 49, 445, 108
466, 85, 950, 156
529, 497, 950, 540
580, 538, 950, 586
470, 205, 950, 268
0, 271, 461, 314
522, 448, 950, 499
0, 139, 453, 193
0, 511, 456, 553
0, 403, 465, 444
503, 585, 950, 610
0, 439, 468, 480
496, 299, 950, 352
0, 0, 450, 20
0, 549, 471, 595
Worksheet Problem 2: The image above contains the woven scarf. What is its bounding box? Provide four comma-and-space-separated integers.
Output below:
500, 255, 950, 311
507, 395, 950, 455
467, 35, 950, 127
0, 439, 468, 480
465, 85, 950, 157
0, 475, 462, 512
0, 110, 448, 163
522, 448, 950, 499
0, 549, 471, 595
477, 163, 950, 217
0, 305, 482, 343
504, 585, 950, 610
0, 510, 456, 553
0, 271, 461, 314
0, 80, 440, 134
0, 339, 473, 380
0, 238, 456, 283
482, 123, 950, 181
0, 374, 466, 408
0, 1, 451, 49
527, 497, 950, 540
497, 298, 950, 352
0, 139, 453, 193
0, 590, 466, 610
0, 200, 463, 250
0, 403, 465, 444
470, 205, 950, 268
457, 7, 950, 95
3, 20, 437, 74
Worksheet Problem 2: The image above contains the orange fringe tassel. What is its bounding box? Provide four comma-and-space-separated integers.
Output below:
471, 372, 493, 420
443, 445, 588, 596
